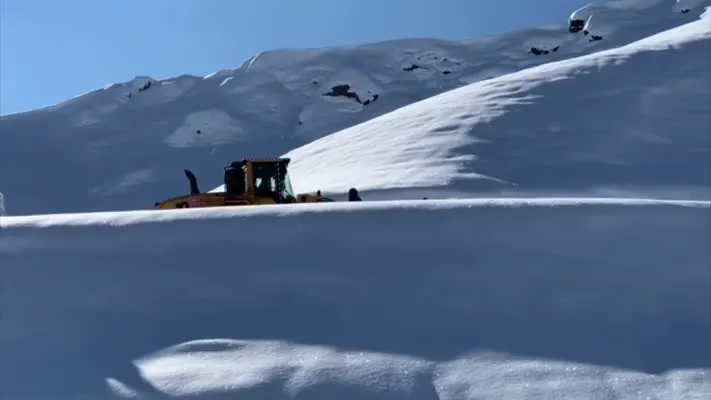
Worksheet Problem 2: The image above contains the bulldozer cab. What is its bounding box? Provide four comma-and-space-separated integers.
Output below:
224, 160, 247, 195
154, 157, 323, 210
223, 158, 296, 203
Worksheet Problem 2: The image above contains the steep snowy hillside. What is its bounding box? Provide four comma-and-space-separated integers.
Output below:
0, 0, 708, 214
281, 5, 711, 199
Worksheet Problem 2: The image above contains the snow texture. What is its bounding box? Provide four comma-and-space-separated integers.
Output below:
1, 199, 710, 399
1, 1, 711, 399
277, 7, 711, 197
1, 0, 709, 214
165, 109, 246, 148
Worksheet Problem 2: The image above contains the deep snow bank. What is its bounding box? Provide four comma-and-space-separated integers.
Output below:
1, 199, 710, 399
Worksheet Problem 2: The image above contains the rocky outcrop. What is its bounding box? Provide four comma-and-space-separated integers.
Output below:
322, 84, 379, 106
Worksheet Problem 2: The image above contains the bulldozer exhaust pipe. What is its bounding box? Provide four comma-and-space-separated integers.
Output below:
184, 169, 200, 194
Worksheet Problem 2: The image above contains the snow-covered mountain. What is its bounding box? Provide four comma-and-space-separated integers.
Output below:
2, 1, 711, 399
1, 0, 708, 215
282, 5, 711, 199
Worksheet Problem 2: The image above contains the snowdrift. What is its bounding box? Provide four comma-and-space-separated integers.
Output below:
2, 199, 710, 399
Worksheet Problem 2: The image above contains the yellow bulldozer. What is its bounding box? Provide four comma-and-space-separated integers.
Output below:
154, 157, 335, 209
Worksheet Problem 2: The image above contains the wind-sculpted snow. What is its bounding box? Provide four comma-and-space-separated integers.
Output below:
1, 1, 709, 214
282, 10, 711, 198
2, 199, 710, 399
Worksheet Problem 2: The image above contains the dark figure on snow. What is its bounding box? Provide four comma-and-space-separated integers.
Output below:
348, 188, 362, 201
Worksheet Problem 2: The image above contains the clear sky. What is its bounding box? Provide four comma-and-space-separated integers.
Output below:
0, 0, 590, 115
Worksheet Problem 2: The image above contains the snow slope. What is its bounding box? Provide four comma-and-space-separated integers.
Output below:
279, 5, 711, 199
2, 3, 710, 399
1, 0, 708, 214
2, 198, 710, 399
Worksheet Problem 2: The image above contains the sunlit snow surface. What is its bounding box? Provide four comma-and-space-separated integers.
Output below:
125, 338, 710, 399
1, 1, 710, 399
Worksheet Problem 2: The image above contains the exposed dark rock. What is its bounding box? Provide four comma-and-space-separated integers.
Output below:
362, 94, 379, 106
324, 84, 359, 101
569, 19, 585, 33
403, 64, 424, 72
322, 84, 378, 106
530, 45, 560, 56
125, 80, 154, 100
138, 81, 152, 92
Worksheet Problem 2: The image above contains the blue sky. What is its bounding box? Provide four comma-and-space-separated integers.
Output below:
0, 0, 590, 115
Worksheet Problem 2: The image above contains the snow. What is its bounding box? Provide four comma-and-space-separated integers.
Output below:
569, 0, 708, 37
89, 168, 158, 196
674, 0, 706, 11
165, 109, 246, 148
570, 3, 598, 22
2, 198, 710, 399
3, 1, 708, 214
208, 12, 711, 197
277, 8, 711, 197
1, 1, 711, 399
